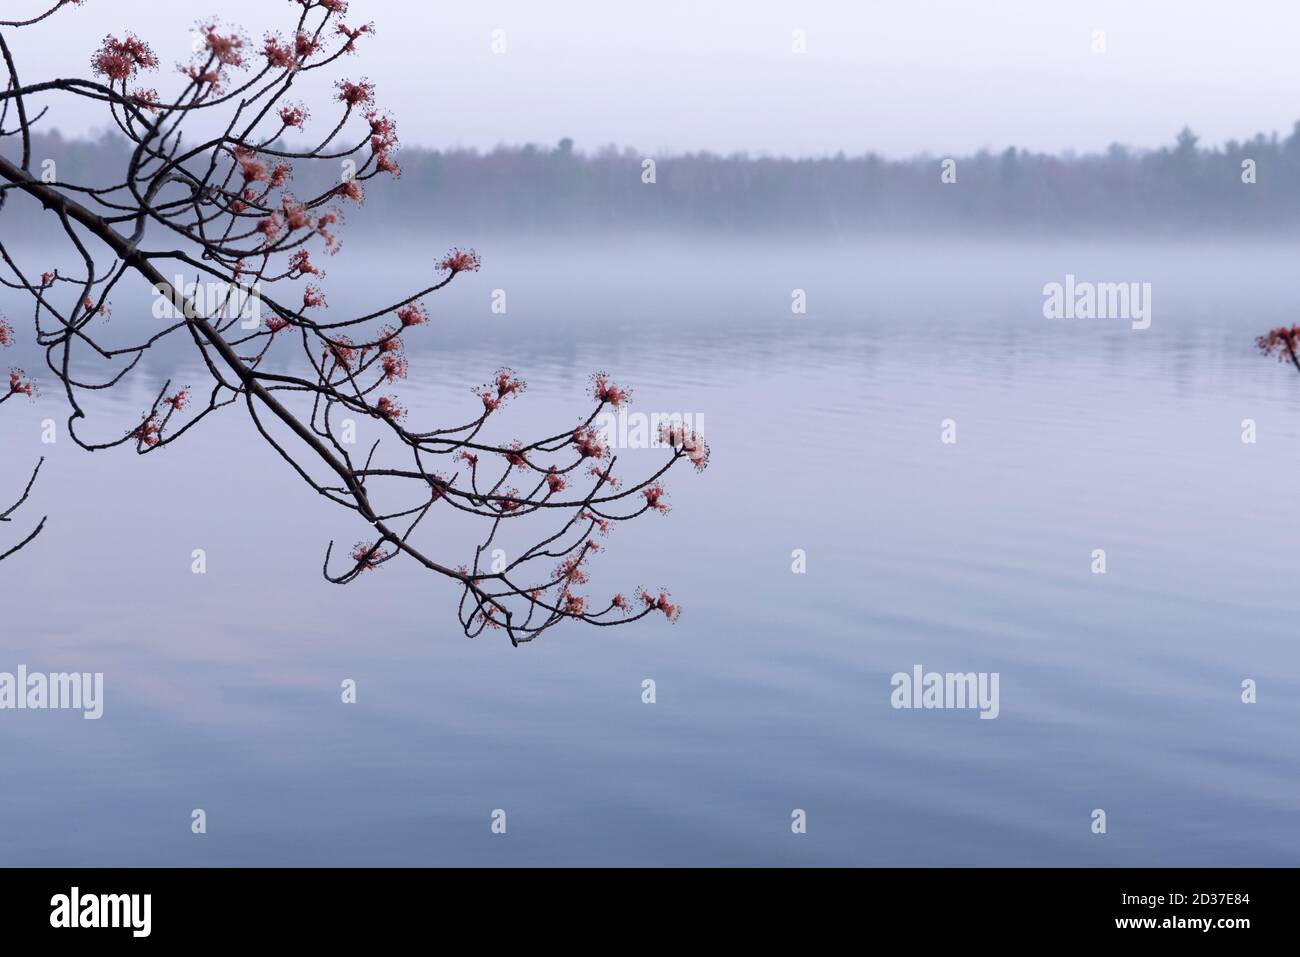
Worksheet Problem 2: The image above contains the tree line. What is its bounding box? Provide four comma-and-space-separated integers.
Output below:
7, 125, 1300, 235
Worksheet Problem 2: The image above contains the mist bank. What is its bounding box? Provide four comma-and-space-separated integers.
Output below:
6, 125, 1300, 236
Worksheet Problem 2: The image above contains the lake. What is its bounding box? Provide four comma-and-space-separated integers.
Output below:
2, 236, 1299, 865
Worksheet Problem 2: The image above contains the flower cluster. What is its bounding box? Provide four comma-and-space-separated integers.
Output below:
397, 302, 427, 327
477, 369, 524, 413
367, 111, 399, 176
571, 426, 607, 460
658, 422, 710, 471
591, 373, 630, 408
351, 541, 384, 570
437, 248, 481, 274
639, 589, 680, 622
90, 34, 157, 81
1257, 325, 1300, 363
336, 78, 374, 107
336, 21, 374, 54
643, 484, 668, 513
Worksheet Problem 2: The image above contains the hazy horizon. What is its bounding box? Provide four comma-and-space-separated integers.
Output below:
27, 120, 1300, 163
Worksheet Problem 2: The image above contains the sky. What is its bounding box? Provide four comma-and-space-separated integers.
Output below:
7, 0, 1300, 157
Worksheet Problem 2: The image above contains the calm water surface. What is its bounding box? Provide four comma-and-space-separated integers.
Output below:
1, 238, 1299, 865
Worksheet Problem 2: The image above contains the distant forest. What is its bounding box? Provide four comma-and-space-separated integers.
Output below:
6, 125, 1300, 235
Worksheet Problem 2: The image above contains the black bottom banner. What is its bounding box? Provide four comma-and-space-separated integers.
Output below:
0, 867, 1276, 942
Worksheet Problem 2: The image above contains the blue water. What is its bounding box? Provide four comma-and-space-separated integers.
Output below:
2, 237, 1299, 865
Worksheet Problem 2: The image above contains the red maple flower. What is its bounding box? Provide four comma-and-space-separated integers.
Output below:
639, 589, 680, 622
325, 336, 356, 368
504, 443, 528, 470
437, 247, 481, 274
263, 34, 296, 69
366, 110, 397, 146
591, 373, 630, 408
293, 31, 321, 60
91, 34, 158, 81
278, 103, 308, 128
581, 510, 611, 535
336, 22, 373, 54
7, 369, 34, 398
381, 353, 406, 382
132, 415, 161, 447
571, 426, 607, 460
478, 369, 523, 412
288, 250, 321, 277
302, 285, 326, 310
232, 146, 267, 184
280, 197, 312, 232
680, 431, 710, 471
643, 484, 668, 513
376, 395, 405, 420
201, 24, 247, 68
131, 88, 160, 112
182, 65, 223, 90
351, 541, 383, 570
1257, 325, 1300, 363
255, 213, 284, 243
397, 303, 426, 327
335, 79, 375, 107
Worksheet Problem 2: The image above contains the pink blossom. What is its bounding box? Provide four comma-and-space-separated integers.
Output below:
201, 24, 247, 68
336, 79, 375, 107
288, 250, 321, 277
397, 303, 427, 327
643, 484, 668, 513
571, 426, 607, 460
591, 373, 630, 408
336, 21, 373, 54
382, 353, 406, 382
639, 589, 680, 622
437, 247, 480, 274
263, 35, 296, 69
278, 103, 308, 128
351, 541, 383, 570
8, 369, 35, 398
91, 34, 157, 81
